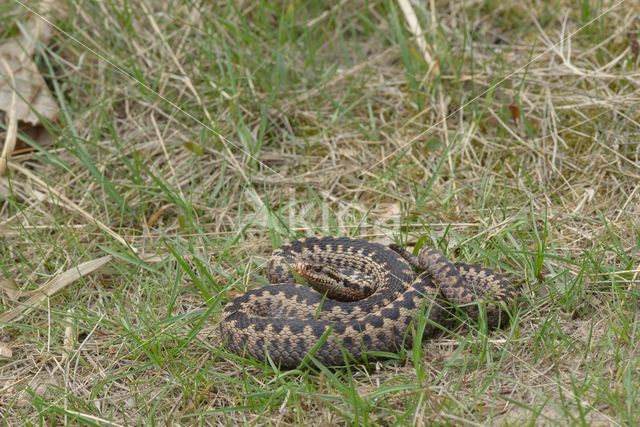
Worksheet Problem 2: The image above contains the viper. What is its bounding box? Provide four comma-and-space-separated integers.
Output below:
220, 236, 515, 368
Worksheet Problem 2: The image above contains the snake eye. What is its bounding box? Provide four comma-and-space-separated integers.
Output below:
296, 263, 324, 273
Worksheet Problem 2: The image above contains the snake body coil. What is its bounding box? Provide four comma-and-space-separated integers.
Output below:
220, 237, 515, 368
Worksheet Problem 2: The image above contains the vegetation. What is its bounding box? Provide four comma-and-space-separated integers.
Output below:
1, 0, 639, 425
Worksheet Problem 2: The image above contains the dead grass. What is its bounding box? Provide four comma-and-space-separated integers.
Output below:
1, 0, 639, 425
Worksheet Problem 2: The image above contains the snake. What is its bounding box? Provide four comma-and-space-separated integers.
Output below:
219, 236, 516, 368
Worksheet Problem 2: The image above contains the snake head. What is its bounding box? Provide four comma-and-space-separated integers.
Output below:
417, 248, 449, 271
291, 262, 369, 302
292, 262, 340, 286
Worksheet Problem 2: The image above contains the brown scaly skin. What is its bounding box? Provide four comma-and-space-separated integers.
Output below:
219, 237, 516, 368
293, 263, 371, 301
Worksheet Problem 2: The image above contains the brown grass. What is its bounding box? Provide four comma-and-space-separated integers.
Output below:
1, 0, 639, 425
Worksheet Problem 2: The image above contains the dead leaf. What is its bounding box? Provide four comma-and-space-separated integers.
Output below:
14, 123, 55, 155
0, 341, 12, 358
0, 0, 58, 119
0, 57, 18, 177
0, 277, 21, 301
0, 0, 61, 176
508, 104, 520, 123
0, 39, 59, 126
0, 256, 111, 324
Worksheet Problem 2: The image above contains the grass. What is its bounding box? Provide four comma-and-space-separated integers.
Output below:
1, 0, 639, 425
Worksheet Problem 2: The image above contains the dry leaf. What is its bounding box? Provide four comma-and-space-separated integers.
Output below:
0, 341, 12, 358
14, 124, 55, 154
0, 57, 18, 177
0, 256, 111, 324
0, 277, 21, 300
508, 104, 521, 123
0, 1, 61, 176
0, 0, 59, 125
0, 39, 59, 126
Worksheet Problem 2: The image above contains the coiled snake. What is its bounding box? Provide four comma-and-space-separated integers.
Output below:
220, 236, 515, 368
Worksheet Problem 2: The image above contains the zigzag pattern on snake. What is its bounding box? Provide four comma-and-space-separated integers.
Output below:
220, 236, 516, 368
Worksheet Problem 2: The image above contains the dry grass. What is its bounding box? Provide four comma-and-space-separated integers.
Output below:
1, 0, 639, 425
